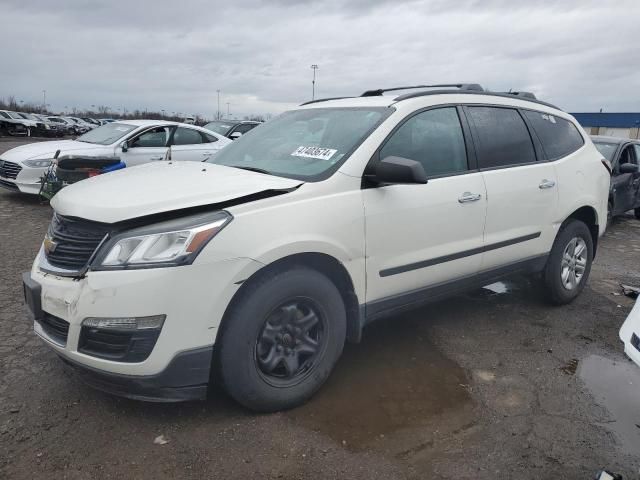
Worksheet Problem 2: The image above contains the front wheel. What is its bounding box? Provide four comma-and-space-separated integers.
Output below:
217, 267, 346, 412
542, 219, 593, 305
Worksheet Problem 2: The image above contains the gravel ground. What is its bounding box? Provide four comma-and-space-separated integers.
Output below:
1, 138, 639, 479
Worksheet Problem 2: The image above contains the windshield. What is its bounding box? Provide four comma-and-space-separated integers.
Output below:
0, 111, 10, 119
207, 107, 390, 181
593, 142, 618, 161
76, 122, 137, 145
8, 112, 23, 120
204, 121, 234, 135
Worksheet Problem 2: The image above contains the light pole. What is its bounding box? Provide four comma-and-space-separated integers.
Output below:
217, 89, 221, 120
226, 102, 230, 117
310, 64, 318, 100
42, 90, 46, 109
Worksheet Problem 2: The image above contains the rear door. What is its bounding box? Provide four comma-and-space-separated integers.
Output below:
170, 127, 223, 162
465, 106, 558, 270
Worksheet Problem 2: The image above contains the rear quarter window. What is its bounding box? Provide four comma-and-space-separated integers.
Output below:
522, 110, 584, 160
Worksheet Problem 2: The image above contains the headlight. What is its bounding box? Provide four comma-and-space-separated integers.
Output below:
23, 159, 52, 168
93, 210, 232, 270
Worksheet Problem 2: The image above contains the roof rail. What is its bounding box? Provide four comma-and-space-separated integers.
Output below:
361, 83, 484, 97
299, 96, 353, 106
501, 91, 537, 100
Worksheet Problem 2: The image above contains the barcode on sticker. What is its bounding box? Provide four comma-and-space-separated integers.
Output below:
291, 146, 337, 161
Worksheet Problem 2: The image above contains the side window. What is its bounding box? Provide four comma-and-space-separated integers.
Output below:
203, 132, 219, 143
379, 107, 468, 177
130, 127, 170, 148
172, 127, 204, 146
467, 107, 537, 168
620, 145, 636, 166
632, 144, 640, 165
522, 110, 584, 160
234, 123, 256, 135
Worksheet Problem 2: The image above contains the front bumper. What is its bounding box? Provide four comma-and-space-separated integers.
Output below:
620, 298, 640, 368
60, 346, 213, 402
23, 251, 263, 400
0, 165, 46, 195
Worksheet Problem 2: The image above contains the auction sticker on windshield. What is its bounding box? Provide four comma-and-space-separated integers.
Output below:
291, 146, 337, 161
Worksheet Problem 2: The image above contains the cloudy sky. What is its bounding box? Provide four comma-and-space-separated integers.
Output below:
2, 0, 639, 119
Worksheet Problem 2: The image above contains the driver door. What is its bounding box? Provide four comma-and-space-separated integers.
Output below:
364, 107, 487, 308
120, 126, 172, 167
612, 144, 639, 214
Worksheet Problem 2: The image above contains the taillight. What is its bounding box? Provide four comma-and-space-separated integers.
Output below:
601, 158, 612, 175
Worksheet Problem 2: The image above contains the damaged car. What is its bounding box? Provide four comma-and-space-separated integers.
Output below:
592, 135, 640, 222
0, 120, 230, 194
22, 84, 609, 411
0, 110, 31, 136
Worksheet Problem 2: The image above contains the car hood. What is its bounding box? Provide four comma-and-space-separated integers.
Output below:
51, 161, 303, 223
0, 140, 108, 162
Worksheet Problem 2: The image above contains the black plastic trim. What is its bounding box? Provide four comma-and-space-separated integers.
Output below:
367, 254, 548, 322
59, 346, 213, 402
380, 232, 541, 277
393, 90, 561, 111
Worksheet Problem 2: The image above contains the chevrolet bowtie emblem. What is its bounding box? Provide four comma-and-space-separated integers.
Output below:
43, 236, 57, 255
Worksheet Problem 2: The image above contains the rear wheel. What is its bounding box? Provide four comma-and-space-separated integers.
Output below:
635, 207, 640, 220
607, 201, 614, 227
217, 267, 346, 412
542, 219, 593, 305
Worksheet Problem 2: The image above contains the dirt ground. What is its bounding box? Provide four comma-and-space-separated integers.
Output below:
1, 138, 639, 479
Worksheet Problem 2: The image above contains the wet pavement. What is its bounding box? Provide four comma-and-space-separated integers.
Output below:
579, 354, 640, 456
1, 138, 640, 479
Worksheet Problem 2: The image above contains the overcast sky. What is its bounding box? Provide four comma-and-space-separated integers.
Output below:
2, 0, 639, 119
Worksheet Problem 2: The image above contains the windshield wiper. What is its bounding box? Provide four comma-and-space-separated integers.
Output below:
231, 166, 272, 175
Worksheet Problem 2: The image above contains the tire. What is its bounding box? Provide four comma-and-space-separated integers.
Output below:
217, 267, 346, 412
607, 200, 614, 228
542, 219, 594, 305
635, 207, 640, 220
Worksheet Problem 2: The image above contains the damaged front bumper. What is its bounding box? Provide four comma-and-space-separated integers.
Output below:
22, 249, 263, 401
620, 298, 640, 368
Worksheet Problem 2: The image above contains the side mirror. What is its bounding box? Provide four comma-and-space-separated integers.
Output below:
229, 131, 242, 140
619, 163, 640, 174
121, 141, 129, 152
372, 156, 428, 185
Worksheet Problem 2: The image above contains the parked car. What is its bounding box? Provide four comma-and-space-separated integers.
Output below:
183, 116, 196, 125
0, 120, 230, 194
620, 298, 640, 369
46, 116, 78, 135
16, 112, 63, 138
22, 84, 609, 411
0, 110, 30, 136
591, 135, 640, 222
204, 119, 261, 139
81, 118, 102, 127
63, 117, 92, 134
98, 118, 116, 125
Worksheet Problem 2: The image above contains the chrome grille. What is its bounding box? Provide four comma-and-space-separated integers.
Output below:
45, 214, 110, 271
0, 159, 22, 179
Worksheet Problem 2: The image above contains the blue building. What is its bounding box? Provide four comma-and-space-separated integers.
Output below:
570, 112, 640, 139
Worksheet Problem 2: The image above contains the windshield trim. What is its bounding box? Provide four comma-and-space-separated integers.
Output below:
208, 106, 394, 183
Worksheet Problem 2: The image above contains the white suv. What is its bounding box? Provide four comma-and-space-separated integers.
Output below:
23, 84, 610, 411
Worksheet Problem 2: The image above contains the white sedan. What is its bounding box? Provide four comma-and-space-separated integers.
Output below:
620, 299, 640, 368
0, 120, 231, 194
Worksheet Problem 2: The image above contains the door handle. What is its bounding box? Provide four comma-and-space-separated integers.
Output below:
458, 192, 482, 203
149, 156, 164, 161
539, 179, 556, 189
201, 152, 213, 156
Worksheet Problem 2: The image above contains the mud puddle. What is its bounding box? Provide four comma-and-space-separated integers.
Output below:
579, 354, 640, 455
287, 315, 472, 451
